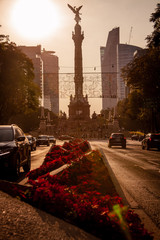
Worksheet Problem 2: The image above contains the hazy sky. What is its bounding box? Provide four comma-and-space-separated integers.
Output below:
0, 0, 158, 114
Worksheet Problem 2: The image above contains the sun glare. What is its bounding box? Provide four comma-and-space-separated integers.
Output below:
11, 0, 61, 40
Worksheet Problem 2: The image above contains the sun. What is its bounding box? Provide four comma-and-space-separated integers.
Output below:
11, 0, 61, 40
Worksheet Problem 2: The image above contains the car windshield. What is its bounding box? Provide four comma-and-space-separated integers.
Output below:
111, 134, 124, 138
0, 128, 14, 142
38, 136, 47, 139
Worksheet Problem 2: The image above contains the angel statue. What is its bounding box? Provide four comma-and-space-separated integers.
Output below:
67, 4, 83, 23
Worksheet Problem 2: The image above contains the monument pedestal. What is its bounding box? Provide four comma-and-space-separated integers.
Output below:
68, 96, 90, 120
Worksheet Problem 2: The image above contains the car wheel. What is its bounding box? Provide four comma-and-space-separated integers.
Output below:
23, 152, 31, 173
13, 156, 20, 177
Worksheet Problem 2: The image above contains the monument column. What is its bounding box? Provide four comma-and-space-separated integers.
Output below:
68, 4, 90, 120
72, 23, 84, 100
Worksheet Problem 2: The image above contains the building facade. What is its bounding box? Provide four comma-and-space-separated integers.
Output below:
19, 45, 59, 114
19, 45, 43, 105
100, 27, 142, 110
41, 49, 59, 114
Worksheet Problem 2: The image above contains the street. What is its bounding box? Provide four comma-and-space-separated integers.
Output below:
89, 139, 160, 236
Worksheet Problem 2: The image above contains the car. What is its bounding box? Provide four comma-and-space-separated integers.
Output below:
108, 133, 126, 148
0, 124, 31, 177
131, 135, 139, 140
26, 135, 37, 151
142, 133, 160, 150
48, 136, 56, 145
36, 135, 50, 146
59, 135, 73, 140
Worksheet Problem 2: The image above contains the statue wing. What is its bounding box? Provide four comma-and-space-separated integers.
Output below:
67, 4, 76, 13
77, 5, 83, 11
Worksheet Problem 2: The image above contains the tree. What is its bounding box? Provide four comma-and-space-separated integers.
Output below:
0, 37, 40, 124
121, 47, 160, 132
146, 3, 160, 48
122, 48, 160, 107
118, 4, 160, 132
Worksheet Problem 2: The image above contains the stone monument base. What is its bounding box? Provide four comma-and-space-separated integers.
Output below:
68, 97, 90, 120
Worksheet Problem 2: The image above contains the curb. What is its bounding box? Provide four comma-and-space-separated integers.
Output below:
99, 148, 129, 206
99, 148, 160, 240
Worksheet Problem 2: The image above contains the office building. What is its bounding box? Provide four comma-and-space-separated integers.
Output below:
100, 27, 142, 110
19, 45, 59, 114
41, 49, 59, 114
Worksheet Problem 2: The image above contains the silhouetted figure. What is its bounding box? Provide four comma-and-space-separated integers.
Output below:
67, 4, 83, 23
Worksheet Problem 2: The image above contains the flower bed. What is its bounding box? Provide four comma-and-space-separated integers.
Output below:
12, 139, 153, 239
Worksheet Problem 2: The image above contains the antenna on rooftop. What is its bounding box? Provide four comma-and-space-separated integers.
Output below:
128, 26, 133, 44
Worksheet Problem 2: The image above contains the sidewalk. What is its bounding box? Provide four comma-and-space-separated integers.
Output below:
0, 190, 99, 240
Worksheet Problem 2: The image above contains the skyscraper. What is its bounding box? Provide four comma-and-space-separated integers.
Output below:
100, 27, 142, 110
19, 45, 59, 114
41, 49, 59, 114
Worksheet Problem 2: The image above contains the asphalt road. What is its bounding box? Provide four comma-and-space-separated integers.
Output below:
89, 139, 160, 240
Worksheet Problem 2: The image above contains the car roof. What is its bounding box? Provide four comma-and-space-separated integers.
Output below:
111, 133, 124, 135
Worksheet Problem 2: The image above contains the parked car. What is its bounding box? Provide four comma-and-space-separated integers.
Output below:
36, 135, 50, 146
0, 124, 31, 177
131, 135, 139, 140
26, 135, 37, 151
108, 133, 126, 148
48, 136, 56, 145
142, 133, 160, 150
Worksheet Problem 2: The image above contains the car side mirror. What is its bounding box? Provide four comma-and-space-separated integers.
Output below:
17, 136, 25, 141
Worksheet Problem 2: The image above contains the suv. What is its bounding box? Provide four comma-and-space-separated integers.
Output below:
108, 133, 126, 148
142, 133, 160, 150
36, 135, 50, 146
0, 124, 31, 176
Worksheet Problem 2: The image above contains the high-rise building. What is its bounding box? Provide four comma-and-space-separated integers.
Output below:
19, 45, 43, 105
41, 49, 59, 114
19, 45, 59, 114
100, 27, 142, 110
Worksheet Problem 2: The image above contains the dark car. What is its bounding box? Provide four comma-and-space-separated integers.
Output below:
36, 135, 50, 146
48, 136, 56, 145
0, 124, 31, 177
131, 135, 139, 140
59, 135, 73, 140
108, 133, 126, 148
142, 133, 160, 150
26, 135, 37, 151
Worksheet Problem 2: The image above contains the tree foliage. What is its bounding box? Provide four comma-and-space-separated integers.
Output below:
121, 48, 160, 102
117, 91, 151, 131
0, 37, 40, 124
117, 4, 160, 132
146, 3, 160, 48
